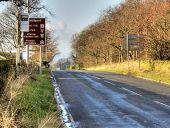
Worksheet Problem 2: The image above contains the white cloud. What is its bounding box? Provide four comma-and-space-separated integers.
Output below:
46, 20, 67, 31
56, 20, 67, 30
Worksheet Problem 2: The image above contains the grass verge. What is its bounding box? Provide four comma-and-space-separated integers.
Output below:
87, 60, 170, 85
16, 69, 62, 128
0, 68, 62, 128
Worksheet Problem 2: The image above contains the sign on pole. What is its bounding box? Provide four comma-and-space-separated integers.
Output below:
20, 14, 29, 32
23, 18, 46, 75
23, 18, 46, 45
127, 34, 144, 51
125, 33, 144, 69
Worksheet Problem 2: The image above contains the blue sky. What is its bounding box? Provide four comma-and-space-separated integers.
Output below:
42, 0, 122, 61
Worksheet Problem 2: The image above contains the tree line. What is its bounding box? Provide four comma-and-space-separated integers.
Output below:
71, 0, 170, 68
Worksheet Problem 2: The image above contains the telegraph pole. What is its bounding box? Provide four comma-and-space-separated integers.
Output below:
26, 0, 29, 64
16, 0, 21, 77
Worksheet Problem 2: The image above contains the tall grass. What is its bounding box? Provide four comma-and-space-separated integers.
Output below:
87, 60, 170, 84
0, 69, 62, 128
15, 69, 62, 127
0, 72, 30, 128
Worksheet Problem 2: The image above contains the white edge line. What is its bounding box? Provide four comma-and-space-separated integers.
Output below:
104, 80, 116, 85
154, 101, 170, 108
122, 87, 142, 96
51, 72, 76, 128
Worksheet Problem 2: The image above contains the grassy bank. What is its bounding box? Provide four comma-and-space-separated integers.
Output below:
0, 69, 62, 128
87, 60, 170, 85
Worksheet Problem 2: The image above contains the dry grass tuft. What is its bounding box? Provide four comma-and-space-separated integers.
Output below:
0, 111, 16, 128
0, 68, 62, 128
38, 112, 62, 128
0, 73, 30, 128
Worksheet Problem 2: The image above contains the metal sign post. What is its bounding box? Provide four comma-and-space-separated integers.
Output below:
26, 45, 29, 64
40, 45, 42, 75
138, 33, 141, 69
127, 34, 144, 70
126, 33, 129, 72
23, 18, 46, 75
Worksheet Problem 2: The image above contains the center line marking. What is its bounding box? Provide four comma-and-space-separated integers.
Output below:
91, 76, 101, 79
154, 101, 170, 108
104, 80, 116, 85
121, 87, 142, 96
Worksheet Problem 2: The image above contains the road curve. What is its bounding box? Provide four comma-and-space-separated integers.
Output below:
53, 70, 170, 128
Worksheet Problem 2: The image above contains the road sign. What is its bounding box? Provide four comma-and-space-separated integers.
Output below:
127, 34, 144, 51
20, 14, 29, 32
24, 18, 45, 45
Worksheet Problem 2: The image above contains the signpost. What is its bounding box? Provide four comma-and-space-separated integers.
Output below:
24, 18, 45, 45
126, 33, 129, 72
126, 34, 144, 69
24, 18, 46, 75
128, 34, 144, 51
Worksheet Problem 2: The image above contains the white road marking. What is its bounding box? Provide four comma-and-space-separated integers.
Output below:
104, 80, 116, 85
85, 72, 89, 75
91, 75, 101, 79
154, 101, 170, 108
58, 78, 82, 80
121, 87, 142, 96
52, 77, 76, 128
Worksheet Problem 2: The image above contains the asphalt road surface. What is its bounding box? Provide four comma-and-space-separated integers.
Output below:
53, 70, 170, 128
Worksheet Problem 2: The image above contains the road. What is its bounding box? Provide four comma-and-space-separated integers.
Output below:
53, 70, 170, 128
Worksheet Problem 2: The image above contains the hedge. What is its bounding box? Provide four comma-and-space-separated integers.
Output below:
0, 59, 15, 68
0, 59, 15, 85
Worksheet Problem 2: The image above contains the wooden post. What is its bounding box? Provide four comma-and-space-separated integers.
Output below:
16, 1, 21, 77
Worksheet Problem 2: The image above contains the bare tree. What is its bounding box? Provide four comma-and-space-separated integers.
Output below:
30, 29, 59, 62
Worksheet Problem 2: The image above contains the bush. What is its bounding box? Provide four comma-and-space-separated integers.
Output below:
0, 60, 15, 88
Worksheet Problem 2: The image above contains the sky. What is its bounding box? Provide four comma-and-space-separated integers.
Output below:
0, 0, 122, 61
41, 0, 122, 61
